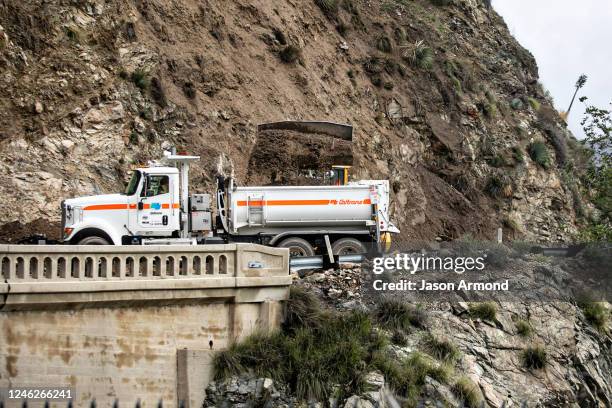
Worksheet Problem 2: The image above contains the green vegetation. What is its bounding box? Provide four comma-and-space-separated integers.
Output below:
469, 302, 497, 321
487, 154, 506, 168
314, 0, 339, 17
483, 101, 497, 118
528, 141, 551, 169
130, 69, 149, 90
577, 294, 609, 332
376, 35, 393, 53
421, 333, 460, 362
411, 41, 433, 70
527, 97, 541, 111
452, 376, 484, 408
182, 82, 196, 99
64, 25, 81, 42
510, 98, 524, 110
375, 298, 428, 330
279, 45, 301, 63
214, 287, 380, 400
502, 216, 519, 232
484, 173, 512, 198
522, 345, 547, 369
577, 99, 612, 241
373, 351, 451, 403
391, 330, 408, 346
213, 287, 469, 404
512, 146, 524, 163
515, 320, 534, 337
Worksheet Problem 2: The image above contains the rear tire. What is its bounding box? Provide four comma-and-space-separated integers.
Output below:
76, 236, 111, 245
277, 237, 315, 257
332, 238, 366, 255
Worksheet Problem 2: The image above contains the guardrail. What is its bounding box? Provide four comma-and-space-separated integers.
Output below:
0, 243, 289, 287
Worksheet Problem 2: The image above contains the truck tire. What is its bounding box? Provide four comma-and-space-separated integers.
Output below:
332, 238, 366, 255
277, 237, 315, 257
76, 236, 111, 245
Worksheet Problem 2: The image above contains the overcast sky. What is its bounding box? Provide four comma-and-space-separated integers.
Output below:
493, 0, 612, 139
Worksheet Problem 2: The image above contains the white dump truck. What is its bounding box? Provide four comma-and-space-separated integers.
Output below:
61, 122, 399, 256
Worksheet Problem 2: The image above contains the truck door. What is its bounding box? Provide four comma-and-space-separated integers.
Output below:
137, 174, 175, 233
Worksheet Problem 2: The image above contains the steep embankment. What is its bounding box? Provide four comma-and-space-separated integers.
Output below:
0, 0, 584, 242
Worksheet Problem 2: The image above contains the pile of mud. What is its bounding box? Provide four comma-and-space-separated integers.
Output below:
0, 218, 61, 244
246, 129, 352, 185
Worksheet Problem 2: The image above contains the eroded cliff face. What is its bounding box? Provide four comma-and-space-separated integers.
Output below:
0, 0, 582, 242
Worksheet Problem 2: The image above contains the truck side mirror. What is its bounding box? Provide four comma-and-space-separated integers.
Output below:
138, 201, 144, 210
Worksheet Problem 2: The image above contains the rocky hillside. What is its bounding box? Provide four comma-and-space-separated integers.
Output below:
207, 244, 611, 407
0, 0, 585, 242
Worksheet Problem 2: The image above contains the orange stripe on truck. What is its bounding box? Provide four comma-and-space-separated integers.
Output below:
84, 203, 179, 210
237, 199, 371, 206
83, 204, 129, 210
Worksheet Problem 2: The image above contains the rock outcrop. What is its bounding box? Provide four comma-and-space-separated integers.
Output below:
0, 0, 587, 242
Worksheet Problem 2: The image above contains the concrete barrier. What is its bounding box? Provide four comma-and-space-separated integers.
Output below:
0, 244, 291, 408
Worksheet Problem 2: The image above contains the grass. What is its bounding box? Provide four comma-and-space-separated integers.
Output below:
373, 351, 452, 403
577, 296, 609, 332
512, 146, 524, 163
487, 154, 506, 168
527, 97, 541, 111
279, 45, 301, 63
484, 174, 512, 198
214, 287, 380, 401
515, 319, 534, 337
503, 216, 519, 232
522, 345, 547, 369
405, 41, 434, 70
510, 98, 524, 110
182, 82, 196, 99
375, 298, 428, 330
314, 0, 339, 17
483, 101, 497, 118
469, 302, 497, 321
452, 376, 484, 408
391, 330, 408, 346
130, 70, 149, 90
528, 141, 551, 169
420, 333, 460, 362
376, 35, 393, 53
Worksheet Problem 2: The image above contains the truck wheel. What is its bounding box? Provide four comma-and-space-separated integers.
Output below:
77, 236, 111, 245
277, 237, 315, 257
332, 238, 366, 255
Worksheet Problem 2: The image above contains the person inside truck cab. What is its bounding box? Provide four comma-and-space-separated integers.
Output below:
143, 175, 169, 197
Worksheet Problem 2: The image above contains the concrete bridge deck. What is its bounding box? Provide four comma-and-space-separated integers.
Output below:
0, 244, 291, 407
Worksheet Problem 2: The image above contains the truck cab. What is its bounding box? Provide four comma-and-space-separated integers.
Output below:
62, 166, 181, 245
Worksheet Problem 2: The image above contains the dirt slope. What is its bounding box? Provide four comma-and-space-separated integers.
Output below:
0, 0, 584, 242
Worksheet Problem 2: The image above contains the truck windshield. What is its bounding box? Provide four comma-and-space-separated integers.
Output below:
124, 171, 141, 195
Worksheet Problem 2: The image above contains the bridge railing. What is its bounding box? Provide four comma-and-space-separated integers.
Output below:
0, 244, 289, 283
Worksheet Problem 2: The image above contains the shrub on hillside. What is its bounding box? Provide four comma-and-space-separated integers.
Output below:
375, 298, 428, 330
515, 319, 534, 337
376, 35, 392, 53
484, 174, 513, 198
528, 141, 551, 169
130, 69, 149, 89
469, 302, 497, 321
280, 45, 301, 63
522, 345, 547, 369
452, 376, 484, 408
421, 333, 460, 362
314, 0, 339, 17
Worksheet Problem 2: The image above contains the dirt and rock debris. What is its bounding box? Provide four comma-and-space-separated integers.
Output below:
0, 0, 592, 243
247, 129, 353, 185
